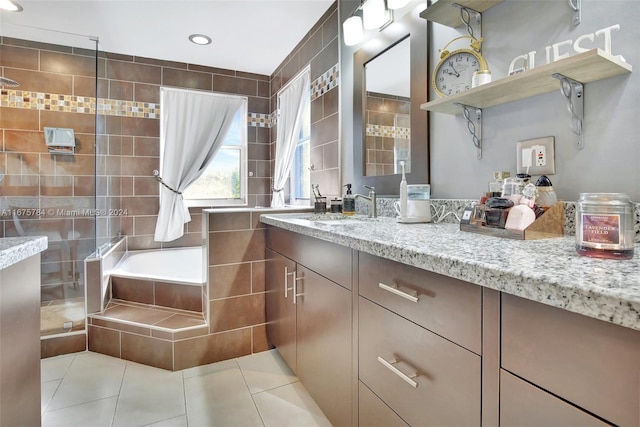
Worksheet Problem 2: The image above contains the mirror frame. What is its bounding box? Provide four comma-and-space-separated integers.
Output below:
352, 13, 429, 195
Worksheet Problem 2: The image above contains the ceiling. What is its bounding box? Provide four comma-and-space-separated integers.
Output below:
0, 0, 335, 76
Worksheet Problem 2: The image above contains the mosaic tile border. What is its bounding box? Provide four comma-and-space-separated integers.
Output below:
2, 60, 341, 128
366, 124, 411, 139
311, 63, 339, 101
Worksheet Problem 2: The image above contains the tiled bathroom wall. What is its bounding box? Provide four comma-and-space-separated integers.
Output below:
270, 3, 340, 200
365, 92, 411, 176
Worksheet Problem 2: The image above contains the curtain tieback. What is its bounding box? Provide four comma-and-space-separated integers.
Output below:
153, 170, 182, 195
273, 187, 284, 192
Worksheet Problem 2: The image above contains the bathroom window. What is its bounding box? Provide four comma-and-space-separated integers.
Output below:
289, 88, 311, 204
182, 100, 248, 206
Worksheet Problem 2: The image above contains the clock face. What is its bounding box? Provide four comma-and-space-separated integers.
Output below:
434, 50, 481, 97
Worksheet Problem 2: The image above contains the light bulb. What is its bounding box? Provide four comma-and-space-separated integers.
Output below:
362, 0, 389, 29
343, 16, 364, 46
387, 0, 411, 9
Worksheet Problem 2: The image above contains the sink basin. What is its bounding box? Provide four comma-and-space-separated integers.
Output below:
314, 219, 365, 225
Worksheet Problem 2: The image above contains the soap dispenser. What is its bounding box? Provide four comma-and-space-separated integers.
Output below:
398, 161, 407, 220
342, 184, 356, 216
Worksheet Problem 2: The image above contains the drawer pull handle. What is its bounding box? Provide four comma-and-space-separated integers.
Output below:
378, 282, 419, 303
377, 356, 419, 388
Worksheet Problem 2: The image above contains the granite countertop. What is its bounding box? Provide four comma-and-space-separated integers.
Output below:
0, 236, 48, 270
260, 213, 640, 332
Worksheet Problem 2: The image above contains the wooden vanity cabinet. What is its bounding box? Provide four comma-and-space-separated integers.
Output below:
265, 228, 353, 427
501, 293, 640, 426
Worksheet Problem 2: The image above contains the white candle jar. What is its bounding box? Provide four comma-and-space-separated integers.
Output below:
576, 193, 634, 259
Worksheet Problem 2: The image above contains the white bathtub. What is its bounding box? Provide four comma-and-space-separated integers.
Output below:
111, 246, 205, 285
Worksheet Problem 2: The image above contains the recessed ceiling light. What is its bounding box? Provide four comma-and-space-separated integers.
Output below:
0, 0, 23, 12
189, 34, 212, 45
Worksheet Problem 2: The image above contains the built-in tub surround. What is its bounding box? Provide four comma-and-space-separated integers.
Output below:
260, 213, 640, 331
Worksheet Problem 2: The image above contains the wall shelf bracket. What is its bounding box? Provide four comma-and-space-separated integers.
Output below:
568, 0, 581, 26
452, 3, 482, 40
455, 103, 483, 159
552, 73, 584, 149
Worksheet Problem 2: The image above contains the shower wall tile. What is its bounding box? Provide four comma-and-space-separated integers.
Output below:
109, 80, 134, 101
41, 333, 87, 359
73, 75, 97, 97
5, 68, 73, 94
40, 50, 96, 77
106, 60, 162, 84
0, 44, 39, 70
0, 107, 38, 130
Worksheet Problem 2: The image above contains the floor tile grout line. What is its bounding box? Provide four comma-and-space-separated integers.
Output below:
237, 357, 267, 427
108, 360, 130, 427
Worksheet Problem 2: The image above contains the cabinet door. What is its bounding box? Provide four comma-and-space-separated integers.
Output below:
265, 248, 297, 372
296, 265, 352, 427
500, 370, 611, 427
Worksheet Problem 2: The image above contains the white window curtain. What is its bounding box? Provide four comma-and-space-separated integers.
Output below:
271, 68, 310, 208
154, 88, 244, 242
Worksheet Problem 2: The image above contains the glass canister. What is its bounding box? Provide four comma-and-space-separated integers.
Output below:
576, 193, 634, 259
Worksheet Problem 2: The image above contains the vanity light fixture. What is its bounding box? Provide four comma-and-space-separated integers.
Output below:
0, 0, 23, 12
188, 34, 212, 45
387, 0, 411, 9
362, 0, 390, 29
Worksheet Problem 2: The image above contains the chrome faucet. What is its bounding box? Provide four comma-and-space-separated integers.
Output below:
355, 185, 376, 218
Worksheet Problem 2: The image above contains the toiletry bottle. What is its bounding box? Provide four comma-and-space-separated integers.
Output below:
399, 161, 407, 219
342, 184, 356, 216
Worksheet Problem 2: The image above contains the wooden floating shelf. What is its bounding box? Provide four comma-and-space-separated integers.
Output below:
460, 202, 565, 241
420, 49, 632, 115
419, 0, 504, 28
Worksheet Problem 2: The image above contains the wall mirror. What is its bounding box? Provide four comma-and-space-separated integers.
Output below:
352, 12, 429, 195
364, 36, 411, 176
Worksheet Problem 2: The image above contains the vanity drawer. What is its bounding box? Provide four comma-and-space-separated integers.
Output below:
500, 370, 610, 427
266, 227, 352, 289
359, 297, 481, 427
358, 381, 408, 427
502, 294, 640, 427
358, 252, 482, 354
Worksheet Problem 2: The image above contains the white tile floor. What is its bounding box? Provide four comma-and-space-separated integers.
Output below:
41, 349, 332, 427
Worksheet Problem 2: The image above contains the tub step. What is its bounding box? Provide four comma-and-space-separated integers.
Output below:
88, 299, 207, 336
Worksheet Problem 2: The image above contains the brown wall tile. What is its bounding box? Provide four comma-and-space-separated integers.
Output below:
4, 68, 72, 94
208, 211, 251, 232
87, 325, 121, 358
121, 332, 173, 370
209, 229, 265, 265
40, 50, 96, 77
0, 44, 39, 70
162, 68, 212, 91
173, 328, 251, 371
109, 80, 134, 100
0, 108, 39, 131
209, 263, 252, 300
213, 74, 258, 97
107, 60, 161, 84
134, 83, 160, 103
252, 325, 269, 353
112, 276, 154, 304
155, 281, 203, 312
252, 261, 266, 293
209, 293, 265, 333
41, 333, 87, 358
41, 111, 96, 134
121, 117, 159, 138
